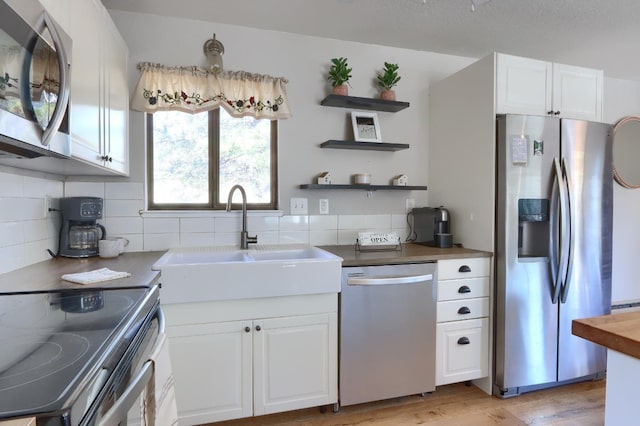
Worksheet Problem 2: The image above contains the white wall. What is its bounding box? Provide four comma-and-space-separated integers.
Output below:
109, 10, 475, 215
603, 77, 640, 304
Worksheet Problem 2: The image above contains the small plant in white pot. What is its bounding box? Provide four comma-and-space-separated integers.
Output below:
328, 57, 352, 96
377, 62, 400, 101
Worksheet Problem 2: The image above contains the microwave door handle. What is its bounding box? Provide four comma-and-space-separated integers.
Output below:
347, 274, 433, 286
97, 360, 153, 426
41, 12, 70, 147
549, 158, 561, 303
560, 158, 575, 304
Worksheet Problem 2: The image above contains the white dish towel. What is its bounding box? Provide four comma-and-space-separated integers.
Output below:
141, 332, 179, 426
61, 268, 131, 285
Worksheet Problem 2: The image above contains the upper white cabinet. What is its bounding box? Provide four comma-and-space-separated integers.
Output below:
39, 0, 129, 176
496, 53, 603, 121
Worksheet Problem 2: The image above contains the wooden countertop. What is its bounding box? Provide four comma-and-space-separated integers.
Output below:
572, 311, 640, 359
0, 251, 166, 293
318, 243, 492, 267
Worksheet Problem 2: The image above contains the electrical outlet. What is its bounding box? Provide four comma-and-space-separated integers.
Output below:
43, 196, 51, 218
405, 198, 415, 213
290, 197, 308, 215
319, 199, 329, 214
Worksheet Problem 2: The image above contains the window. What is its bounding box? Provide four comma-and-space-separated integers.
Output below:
147, 108, 278, 210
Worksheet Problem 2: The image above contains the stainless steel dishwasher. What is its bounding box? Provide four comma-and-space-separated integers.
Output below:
339, 262, 437, 407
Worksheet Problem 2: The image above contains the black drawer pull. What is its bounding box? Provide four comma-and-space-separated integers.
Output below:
255, 325, 262, 331
244, 326, 251, 333
458, 285, 471, 294
457, 337, 470, 345
458, 306, 471, 315
458, 265, 471, 273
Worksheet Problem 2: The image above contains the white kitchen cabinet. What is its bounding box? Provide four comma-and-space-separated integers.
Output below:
435, 257, 491, 387
496, 53, 603, 121
66, 0, 129, 175
163, 294, 338, 425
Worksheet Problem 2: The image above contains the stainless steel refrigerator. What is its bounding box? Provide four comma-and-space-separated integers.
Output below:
494, 114, 613, 397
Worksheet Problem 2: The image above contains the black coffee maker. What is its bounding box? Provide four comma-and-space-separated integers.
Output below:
412, 206, 452, 248
59, 197, 106, 258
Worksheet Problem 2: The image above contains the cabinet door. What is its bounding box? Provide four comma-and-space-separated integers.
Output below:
167, 321, 253, 425
102, 14, 129, 175
253, 313, 337, 415
436, 318, 488, 386
67, 0, 103, 164
496, 54, 552, 116
552, 63, 603, 121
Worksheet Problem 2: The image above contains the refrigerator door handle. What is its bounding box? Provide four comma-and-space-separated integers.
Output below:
550, 158, 561, 303
560, 158, 575, 303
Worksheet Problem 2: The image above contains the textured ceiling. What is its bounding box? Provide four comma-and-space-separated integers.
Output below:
100, 0, 640, 81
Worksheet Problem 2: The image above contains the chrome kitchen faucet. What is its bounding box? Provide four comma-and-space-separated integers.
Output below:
226, 184, 258, 249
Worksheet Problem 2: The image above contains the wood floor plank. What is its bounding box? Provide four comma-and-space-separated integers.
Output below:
211, 380, 606, 426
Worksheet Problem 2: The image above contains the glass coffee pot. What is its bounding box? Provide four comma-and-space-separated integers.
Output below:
68, 224, 105, 250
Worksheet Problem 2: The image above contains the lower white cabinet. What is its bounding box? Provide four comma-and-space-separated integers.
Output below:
435, 257, 491, 387
163, 294, 338, 425
436, 318, 488, 385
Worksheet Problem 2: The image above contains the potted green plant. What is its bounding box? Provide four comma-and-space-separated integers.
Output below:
328, 57, 352, 96
376, 62, 400, 100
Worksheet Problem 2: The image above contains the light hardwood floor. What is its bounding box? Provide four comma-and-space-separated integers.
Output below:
212, 380, 606, 426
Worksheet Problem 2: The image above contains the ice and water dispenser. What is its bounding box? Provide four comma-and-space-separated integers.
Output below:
518, 198, 549, 258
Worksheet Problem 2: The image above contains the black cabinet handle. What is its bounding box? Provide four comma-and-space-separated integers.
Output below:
458, 265, 471, 273
554, 111, 561, 116
458, 306, 471, 315
458, 285, 471, 294
244, 326, 251, 333
255, 325, 262, 331
457, 337, 470, 345
547, 110, 554, 115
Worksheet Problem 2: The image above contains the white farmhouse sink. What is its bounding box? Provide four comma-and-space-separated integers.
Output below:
153, 245, 343, 304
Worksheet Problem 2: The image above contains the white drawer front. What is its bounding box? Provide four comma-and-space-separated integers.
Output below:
436, 318, 489, 385
438, 258, 490, 280
437, 276, 490, 301
437, 297, 489, 322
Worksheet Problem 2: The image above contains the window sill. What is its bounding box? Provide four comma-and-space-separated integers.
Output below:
139, 209, 285, 218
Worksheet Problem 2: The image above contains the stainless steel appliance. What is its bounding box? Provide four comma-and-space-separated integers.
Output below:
494, 114, 613, 397
0, 285, 163, 425
412, 206, 452, 248
0, 0, 71, 158
59, 197, 106, 258
339, 262, 436, 407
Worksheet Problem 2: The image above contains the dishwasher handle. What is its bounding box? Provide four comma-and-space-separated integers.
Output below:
347, 274, 433, 286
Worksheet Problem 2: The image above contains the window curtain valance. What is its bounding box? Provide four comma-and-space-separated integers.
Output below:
131, 62, 291, 120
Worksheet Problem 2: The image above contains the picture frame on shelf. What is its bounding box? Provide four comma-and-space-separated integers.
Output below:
351, 111, 382, 142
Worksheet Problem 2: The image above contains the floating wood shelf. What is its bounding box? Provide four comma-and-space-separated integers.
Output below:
320, 140, 410, 151
320, 94, 409, 113
299, 184, 427, 191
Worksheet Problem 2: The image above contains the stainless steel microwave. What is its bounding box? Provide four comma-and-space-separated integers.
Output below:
0, 0, 71, 159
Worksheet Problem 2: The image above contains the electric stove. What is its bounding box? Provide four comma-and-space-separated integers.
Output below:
0, 285, 160, 425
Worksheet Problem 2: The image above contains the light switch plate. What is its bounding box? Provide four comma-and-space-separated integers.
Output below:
290, 197, 308, 215
319, 199, 329, 214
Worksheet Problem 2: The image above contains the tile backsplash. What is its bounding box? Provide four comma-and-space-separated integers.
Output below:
66, 181, 411, 253
0, 177, 409, 274
0, 171, 63, 274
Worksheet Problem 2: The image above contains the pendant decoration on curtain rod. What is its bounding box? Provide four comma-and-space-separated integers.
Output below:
131, 62, 291, 120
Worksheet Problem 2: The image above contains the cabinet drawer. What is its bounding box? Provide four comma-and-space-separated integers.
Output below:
437, 297, 489, 322
438, 258, 490, 280
436, 318, 489, 386
437, 276, 490, 301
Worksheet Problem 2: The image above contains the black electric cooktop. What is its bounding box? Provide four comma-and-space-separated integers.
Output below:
0, 287, 153, 420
